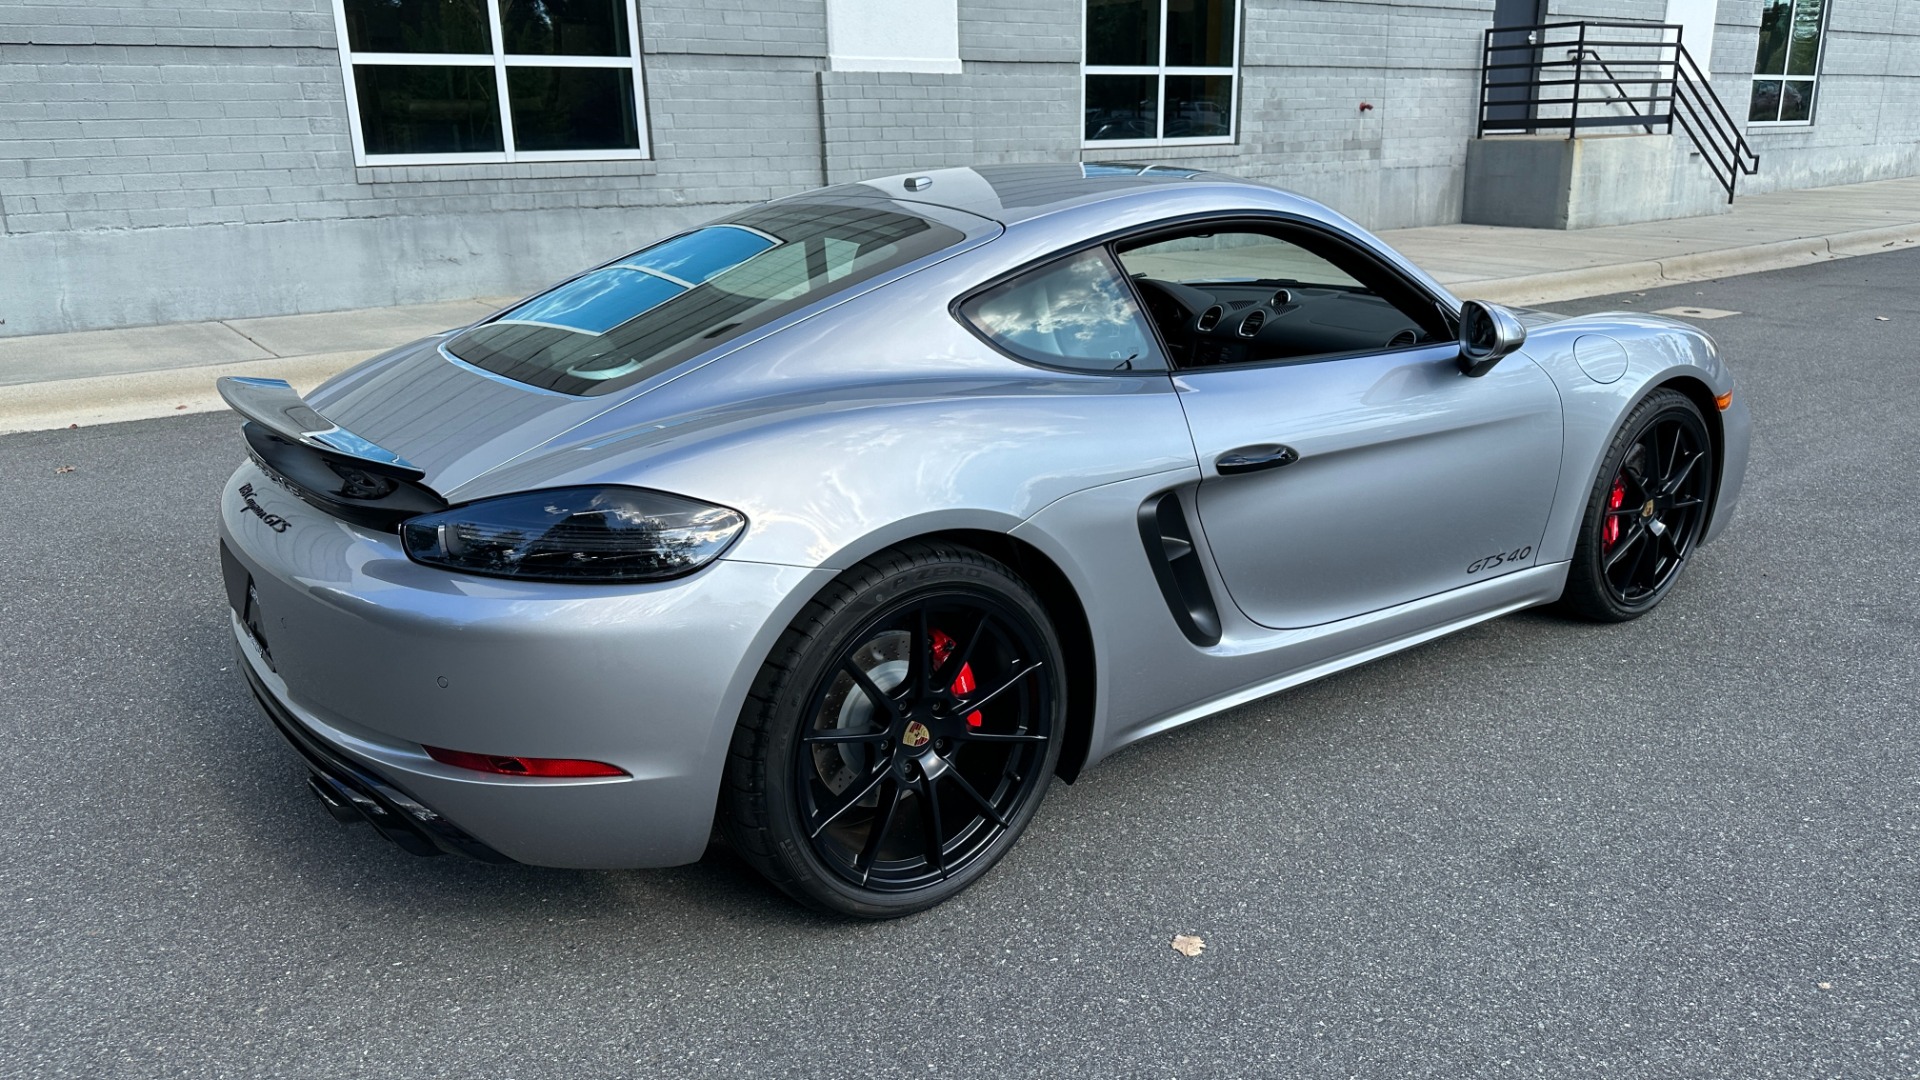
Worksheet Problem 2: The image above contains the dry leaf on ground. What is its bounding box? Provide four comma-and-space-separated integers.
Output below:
54, 465, 75, 474
1170, 934, 1206, 958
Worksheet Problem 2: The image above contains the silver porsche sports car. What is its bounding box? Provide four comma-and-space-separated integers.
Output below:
217, 164, 1750, 917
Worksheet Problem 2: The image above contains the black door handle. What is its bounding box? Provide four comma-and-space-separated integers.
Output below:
1215, 444, 1299, 475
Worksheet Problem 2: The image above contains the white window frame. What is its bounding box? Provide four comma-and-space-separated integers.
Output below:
1081, 0, 1244, 149
330, 0, 650, 166
1746, 0, 1826, 129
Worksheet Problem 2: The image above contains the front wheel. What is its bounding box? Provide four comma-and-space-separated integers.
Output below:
721, 542, 1065, 918
1560, 388, 1715, 621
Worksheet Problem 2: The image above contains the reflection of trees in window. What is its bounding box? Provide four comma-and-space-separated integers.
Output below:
1749, 0, 1824, 123
499, 0, 630, 57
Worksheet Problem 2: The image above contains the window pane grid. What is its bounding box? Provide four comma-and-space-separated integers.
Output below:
1083, 0, 1240, 147
1748, 0, 1824, 126
333, 0, 649, 165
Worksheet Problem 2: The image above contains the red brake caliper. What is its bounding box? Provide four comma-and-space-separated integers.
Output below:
1603, 476, 1625, 549
928, 629, 983, 728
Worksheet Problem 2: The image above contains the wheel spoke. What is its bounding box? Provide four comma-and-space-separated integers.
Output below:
1622, 530, 1655, 593
1663, 422, 1682, 482
942, 764, 1009, 828
958, 730, 1048, 744
1664, 449, 1701, 495
855, 779, 902, 885
842, 660, 901, 721
808, 764, 890, 840
802, 728, 888, 745
909, 603, 932, 698
1604, 524, 1646, 571
963, 661, 1044, 715
1669, 497, 1704, 510
916, 776, 947, 879
1626, 468, 1655, 502
933, 609, 992, 689
1661, 527, 1689, 563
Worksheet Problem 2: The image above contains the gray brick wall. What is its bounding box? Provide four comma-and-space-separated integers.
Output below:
638, 0, 825, 57
0, 0, 1914, 336
961, 0, 1080, 64
820, 71, 975, 183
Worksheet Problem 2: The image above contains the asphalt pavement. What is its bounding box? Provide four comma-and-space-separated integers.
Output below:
2, 250, 1917, 1078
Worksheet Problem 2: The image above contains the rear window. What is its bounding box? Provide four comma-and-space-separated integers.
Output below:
446, 202, 965, 395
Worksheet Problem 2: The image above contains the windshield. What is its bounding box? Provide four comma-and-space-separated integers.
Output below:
445, 202, 966, 395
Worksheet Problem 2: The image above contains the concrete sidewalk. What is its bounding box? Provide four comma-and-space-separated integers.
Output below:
2, 174, 1916, 434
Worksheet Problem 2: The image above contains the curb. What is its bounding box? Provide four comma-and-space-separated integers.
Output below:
0, 350, 375, 436
1453, 222, 1920, 306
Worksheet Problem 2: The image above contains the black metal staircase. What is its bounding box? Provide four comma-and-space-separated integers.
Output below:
1478, 20, 1760, 203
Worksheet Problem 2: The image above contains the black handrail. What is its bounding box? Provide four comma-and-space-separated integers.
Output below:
1478, 20, 1760, 202
1570, 47, 1656, 133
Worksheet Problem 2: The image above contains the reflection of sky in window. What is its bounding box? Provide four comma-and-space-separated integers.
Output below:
973, 252, 1151, 366
1080, 163, 1200, 179
502, 268, 686, 335
624, 225, 776, 284
498, 225, 779, 334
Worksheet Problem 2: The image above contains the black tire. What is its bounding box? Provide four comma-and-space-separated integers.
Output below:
721, 541, 1065, 918
1560, 388, 1715, 622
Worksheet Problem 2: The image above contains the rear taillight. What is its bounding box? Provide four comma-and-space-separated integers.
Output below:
424, 745, 627, 778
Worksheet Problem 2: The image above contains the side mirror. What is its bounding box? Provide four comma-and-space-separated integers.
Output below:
1457, 300, 1527, 377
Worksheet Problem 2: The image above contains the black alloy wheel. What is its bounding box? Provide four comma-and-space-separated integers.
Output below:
722, 542, 1065, 918
1561, 388, 1715, 621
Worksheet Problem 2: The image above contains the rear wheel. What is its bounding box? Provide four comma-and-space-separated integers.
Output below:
722, 542, 1064, 918
1560, 388, 1714, 621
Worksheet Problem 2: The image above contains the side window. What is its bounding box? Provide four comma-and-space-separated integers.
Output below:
959, 249, 1166, 373
1115, 228, 1445, 368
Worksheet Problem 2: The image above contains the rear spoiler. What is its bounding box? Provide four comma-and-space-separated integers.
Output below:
217, 377, 447, 530
216, 377, 423, 479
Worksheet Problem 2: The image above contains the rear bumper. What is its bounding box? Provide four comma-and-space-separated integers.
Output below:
220, 459, 834, 869
242, 651, 511, 863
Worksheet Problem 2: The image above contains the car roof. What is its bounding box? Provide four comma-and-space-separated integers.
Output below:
795, 163, 1292, 228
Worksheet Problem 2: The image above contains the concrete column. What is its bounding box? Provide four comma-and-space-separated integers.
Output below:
1664, 0, 1719, 74
826, 0, 962, 73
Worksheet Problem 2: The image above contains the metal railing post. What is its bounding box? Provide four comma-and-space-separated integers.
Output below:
1667, 25, 1680, 135
1567, 22, 1585, 139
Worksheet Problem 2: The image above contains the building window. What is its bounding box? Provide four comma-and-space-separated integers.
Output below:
1083, 0, 1241, 146
1748, 0, 1826, 125
332, 0, 649, 166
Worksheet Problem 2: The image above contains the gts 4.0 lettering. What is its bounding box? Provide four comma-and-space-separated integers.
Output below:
1467, 545, 1532, 574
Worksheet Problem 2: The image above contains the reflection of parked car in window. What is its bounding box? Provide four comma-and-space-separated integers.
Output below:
1165, 99, 1229, 137
218, 164, 1750, 919
1085, 104, 1154, 142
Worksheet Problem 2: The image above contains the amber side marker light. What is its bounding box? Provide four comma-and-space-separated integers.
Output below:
1715, 389, 1734, 411
425, 745, 628, 778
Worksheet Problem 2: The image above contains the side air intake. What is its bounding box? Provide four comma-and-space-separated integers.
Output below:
1137, 492, 1222, 647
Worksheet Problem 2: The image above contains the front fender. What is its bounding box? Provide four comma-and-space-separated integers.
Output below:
1520, 312, 1746, 564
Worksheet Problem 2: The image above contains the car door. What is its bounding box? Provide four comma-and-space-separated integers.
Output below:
1116, 222, 1563, 630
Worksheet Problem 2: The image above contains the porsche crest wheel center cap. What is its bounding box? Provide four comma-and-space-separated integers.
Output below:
1641, 499, 1656, 519
903, 721, 932, 749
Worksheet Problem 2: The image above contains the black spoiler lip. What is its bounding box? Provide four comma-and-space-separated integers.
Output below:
218, 376, 448, 531
215, 376, 425, 482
